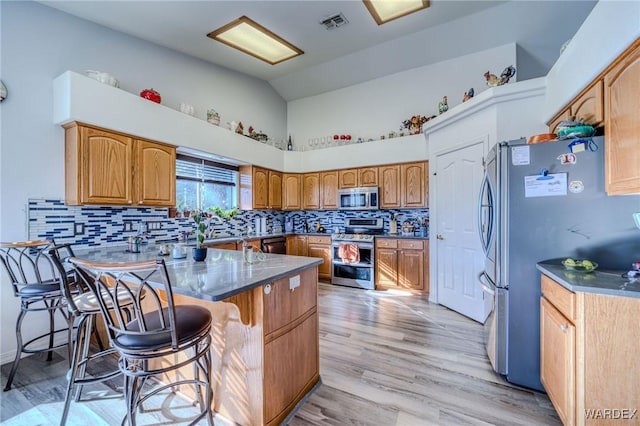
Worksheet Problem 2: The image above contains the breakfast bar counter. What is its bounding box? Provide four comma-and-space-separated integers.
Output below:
75, 244, 322, 426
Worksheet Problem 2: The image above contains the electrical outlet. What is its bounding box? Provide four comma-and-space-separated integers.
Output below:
147, 221, 162, 231
74, 222, 85, 236
289, 275, 300, 291
123, 221, 134, 232
633, 212, 640, 230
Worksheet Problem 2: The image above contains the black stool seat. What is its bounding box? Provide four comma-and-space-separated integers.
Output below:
116, 305, 212, 351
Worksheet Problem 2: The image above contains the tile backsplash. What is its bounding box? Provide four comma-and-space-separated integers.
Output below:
28, 199, 428, 248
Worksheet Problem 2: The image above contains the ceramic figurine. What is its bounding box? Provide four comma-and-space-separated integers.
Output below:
207, 109, 220, 125
463, 88, 474, 102
484, 65, 516, 87
438, 96, 449, 115
235, 121, 244, 134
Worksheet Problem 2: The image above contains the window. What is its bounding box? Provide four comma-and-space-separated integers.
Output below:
176, 154, 238, 212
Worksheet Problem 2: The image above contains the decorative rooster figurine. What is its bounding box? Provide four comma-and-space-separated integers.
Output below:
463, 88, 474, 102
484, 65, 516, 87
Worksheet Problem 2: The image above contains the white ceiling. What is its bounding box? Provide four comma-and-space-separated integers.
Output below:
40, 0, 597, 101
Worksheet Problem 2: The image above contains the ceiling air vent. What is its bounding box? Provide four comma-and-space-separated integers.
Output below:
320, 13, 349, 30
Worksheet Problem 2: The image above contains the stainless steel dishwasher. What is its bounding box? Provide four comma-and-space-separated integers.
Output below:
261, 236, 286, 254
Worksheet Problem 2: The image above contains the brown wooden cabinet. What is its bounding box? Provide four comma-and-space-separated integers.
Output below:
64, 122, 175, 207
282, 173, 302, 210
604, 38, 640, 195
378, 161, 428, 209
338, 167, 378, 188
547, 38, 640, 195
540, 296, 575, 426
379, 164, 401, 208
262, 267, 319, 426
401, 161, 428, 208
375, 238, 428, 293
359, 167, 378, 187
239, 166, 282, 210
307, 235, 331, 281
302, 173, 320, 210
286, 235, 308, 256
320, 171, 338, 209
268, 170, 283, 210
540, 274, 640, 425
548, 80, 604, 132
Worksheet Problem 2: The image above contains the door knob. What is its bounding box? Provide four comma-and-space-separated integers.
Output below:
436, 234, 444, 240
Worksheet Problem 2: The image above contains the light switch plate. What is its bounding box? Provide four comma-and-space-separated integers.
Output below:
633, 212, 640, 230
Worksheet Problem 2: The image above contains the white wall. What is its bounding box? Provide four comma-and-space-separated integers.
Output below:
0, 1, 286, 364
287, 44, 516, 153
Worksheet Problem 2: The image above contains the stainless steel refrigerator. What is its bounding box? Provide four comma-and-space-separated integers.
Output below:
478, 136, 640, 391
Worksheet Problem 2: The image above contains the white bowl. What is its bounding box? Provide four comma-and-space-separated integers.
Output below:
85, 70, 119, 88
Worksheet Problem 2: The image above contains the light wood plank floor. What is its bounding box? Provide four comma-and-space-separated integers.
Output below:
1, 282, 559, 425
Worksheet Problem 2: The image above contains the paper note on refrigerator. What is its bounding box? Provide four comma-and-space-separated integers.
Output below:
524, 173, 567, 197
512, 146, 530, 165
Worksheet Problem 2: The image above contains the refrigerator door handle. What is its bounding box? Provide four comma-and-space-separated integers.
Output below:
478, 270, 495, 296
477, 173, 494, 256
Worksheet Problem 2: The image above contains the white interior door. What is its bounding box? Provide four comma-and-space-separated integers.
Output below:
435, 140, 491, 323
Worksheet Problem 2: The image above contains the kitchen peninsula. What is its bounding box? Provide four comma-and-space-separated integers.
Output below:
76, 244, 322, 426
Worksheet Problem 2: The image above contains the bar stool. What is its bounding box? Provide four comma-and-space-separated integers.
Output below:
70, 257, 214, 426
49, 245, 123, 425
0, 240, 71, 391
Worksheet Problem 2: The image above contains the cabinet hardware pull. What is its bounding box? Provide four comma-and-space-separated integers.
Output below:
560, 324, 568, 332
436, 234, 444, 240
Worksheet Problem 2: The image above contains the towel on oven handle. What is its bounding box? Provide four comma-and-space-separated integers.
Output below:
338, 243, 360, 264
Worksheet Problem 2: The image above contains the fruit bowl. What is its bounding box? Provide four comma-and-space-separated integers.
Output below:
562, 259, 598, 272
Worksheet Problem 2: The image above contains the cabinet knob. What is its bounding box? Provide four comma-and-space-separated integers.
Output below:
264, 283, 272, 295
127, 200, 132, 204
138, 201, 143, 205
560, 324, 568, 332
436, 234, 444, 240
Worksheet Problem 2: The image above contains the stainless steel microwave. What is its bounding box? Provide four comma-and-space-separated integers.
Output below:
338, 187, 379, 210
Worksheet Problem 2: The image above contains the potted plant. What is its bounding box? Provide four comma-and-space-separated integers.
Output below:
191, 210, 208, 261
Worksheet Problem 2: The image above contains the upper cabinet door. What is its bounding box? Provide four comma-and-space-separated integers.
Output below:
358, 167, 378, 187
282, 173, 302, 210
320, 171, 338, 209
268, 170, 282, 210
135, 139, 176, 207
570, 80, 604, 128
81, 126, 133, 205
379, 164, 401, 209
604, 40, 640, 195
253, 167, 269, 209
302, 173, 320, 210
401, 161, 428, 208
338, 169, 358, 188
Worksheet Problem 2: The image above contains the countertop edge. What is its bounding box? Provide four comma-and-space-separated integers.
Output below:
536, 263, 640, 299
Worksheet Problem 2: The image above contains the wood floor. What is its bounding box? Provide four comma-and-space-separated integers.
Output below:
1, 282, 560, 425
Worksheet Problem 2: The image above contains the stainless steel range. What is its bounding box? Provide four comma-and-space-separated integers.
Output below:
331, 218, 383, 290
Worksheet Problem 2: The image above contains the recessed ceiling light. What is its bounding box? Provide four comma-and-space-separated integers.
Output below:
363, 0, 430, 25
207, 16, 303, 65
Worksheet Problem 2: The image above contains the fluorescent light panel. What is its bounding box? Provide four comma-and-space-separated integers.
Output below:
207, 16, 303, 65
363, 0, 430, 25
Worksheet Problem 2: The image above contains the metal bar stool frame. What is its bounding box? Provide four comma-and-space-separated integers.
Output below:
70, 257, 214, 426
49, 245, 123, 426
0, 240, 71, 392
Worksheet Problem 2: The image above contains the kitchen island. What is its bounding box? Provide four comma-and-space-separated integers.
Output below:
75, 244, 323, 426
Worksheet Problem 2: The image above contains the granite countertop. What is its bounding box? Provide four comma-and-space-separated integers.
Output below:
537, 261, 640, 299
74, 244, 322, 302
